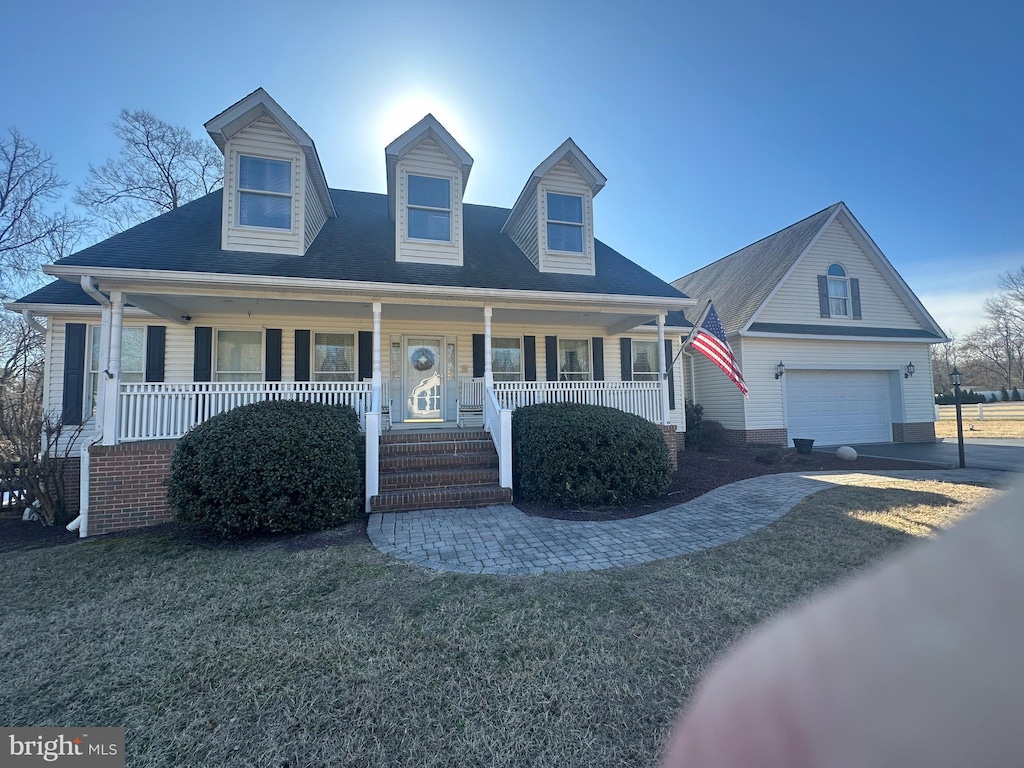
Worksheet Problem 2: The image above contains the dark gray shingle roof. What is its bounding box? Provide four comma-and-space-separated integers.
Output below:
747, 322, 942, 339
672, 203, 841, 333
42, 189, 686, 301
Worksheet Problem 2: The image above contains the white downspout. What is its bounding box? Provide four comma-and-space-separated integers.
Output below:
682, 350, 697, 434
21, 310, 46, 335
66, 276, 111, 537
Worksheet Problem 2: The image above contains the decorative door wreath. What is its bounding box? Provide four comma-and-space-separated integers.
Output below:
410, 347, 437, 372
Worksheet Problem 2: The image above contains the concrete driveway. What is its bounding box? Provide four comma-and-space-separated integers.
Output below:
823, 439, 1024, 472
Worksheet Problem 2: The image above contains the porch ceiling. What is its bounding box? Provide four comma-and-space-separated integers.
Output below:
116, 290, 674, 331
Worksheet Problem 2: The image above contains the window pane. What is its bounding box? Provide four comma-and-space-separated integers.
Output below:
559, 339, 590, 379
547, 193, 583, 223
216, 330, 262, 378
409, 208, 451, 241
408, 175, 450, 209
315, 333, 355, 381
121, 328, 144, 375
239, 156, 291, 194
632, 340, 659, 380
830, 297, 849, 316
547, 222, 583, 252
239, 192, 291, 229
827, 263, 846, 277
492, 337, 521, 380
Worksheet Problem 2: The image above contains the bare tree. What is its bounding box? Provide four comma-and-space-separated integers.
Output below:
75, 110, 223, 234
0, 129, 84, 300
931, 329, 959, 396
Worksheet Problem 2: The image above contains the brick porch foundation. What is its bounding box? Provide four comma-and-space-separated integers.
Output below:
88, 441, 176, 535
722, 428, 789, 447
658, 425, 682, 469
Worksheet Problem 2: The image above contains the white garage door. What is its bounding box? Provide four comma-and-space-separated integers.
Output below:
785, 370, 892, 445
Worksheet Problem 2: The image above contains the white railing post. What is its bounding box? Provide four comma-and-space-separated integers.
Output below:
365, 409, 379, 514
483, 306, 494, 388
102, 291, 123, 445
978, 403, 985, 420
499, 407, 512, 489
657, 313, 670, 424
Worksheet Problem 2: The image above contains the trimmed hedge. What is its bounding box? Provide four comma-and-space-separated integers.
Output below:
167, 399, 363, 538
512, 403, 670, 507
686, 419, 726, 453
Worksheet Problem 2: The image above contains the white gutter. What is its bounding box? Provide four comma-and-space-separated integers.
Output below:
64, 277, 110, 537
21, 310, 46, 334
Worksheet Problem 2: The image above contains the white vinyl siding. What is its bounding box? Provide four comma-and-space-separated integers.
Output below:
303, 173, 329, 251
756, 216, 922, 328
396, 138, 463, 266
505, 189, 540, 268
538, 159, 595, 275
688, 347, 747, 430
738, 336, 936, 431
222, 116, 305, 255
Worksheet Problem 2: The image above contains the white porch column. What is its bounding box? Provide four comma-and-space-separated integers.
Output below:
483, 306, 493, 388
371, 302, 382, 387
94, 304, 111, 436
101, 291, 124, 445
657, 313, 670, 425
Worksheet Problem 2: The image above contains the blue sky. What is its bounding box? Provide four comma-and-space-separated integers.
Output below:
5, 0, 1022, 335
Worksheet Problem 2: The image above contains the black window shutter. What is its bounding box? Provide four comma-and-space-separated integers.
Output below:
664, 339, 676, 411
523, 336, 537, 381
545, 336, 558, 381
145, 326, 165, 382
294, 330, 311, 381
357, 331, 373, 381
620, 338, 632, 381
592, 337, 604, 381
193, 327, 213, 382
817, 275, 831, 317
265, 329, 282, 382
850, 278, 862, 320
472, 334, 485, 378
62, 323, 87, 425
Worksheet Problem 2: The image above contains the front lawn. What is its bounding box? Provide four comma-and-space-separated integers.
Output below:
935, 418, 1024, 439
0, 476, 999, 767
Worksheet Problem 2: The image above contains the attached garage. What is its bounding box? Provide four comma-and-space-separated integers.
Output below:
785, 370, 893, 445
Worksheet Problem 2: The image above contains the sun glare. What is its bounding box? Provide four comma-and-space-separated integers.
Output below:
375, 92, 475, 150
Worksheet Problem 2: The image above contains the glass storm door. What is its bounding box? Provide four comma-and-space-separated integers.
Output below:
404, 338, 443, 422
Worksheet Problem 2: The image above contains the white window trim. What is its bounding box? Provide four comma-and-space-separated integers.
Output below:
406, 172, 453, 244
214, 328, 265, 382
827, 263, 852, 319
557, 337, 592, 381
87, 325, 145, 418
491, 336, 524, 382
312, 331, 358, 382
630, 339, 660, 382
237, 154, 293, 232
545, 192, 585, 254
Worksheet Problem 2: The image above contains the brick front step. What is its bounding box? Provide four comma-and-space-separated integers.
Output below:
379, 467, 499, 490
381, 430, 488, 444
371, 484, 512, 513
380, 451, 498, 473
380, 438, 494, 457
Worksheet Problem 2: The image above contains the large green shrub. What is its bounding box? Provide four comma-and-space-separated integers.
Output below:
167, 400, 363, 537
686, 419, 726, 453
512, 403, 670, 507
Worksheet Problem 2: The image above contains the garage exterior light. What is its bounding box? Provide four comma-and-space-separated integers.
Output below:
905, 361, 915, 379
774, 361, 785, 379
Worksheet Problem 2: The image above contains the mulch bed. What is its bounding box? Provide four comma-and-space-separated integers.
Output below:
1, 447, 936, 552
517, 446, 939, 521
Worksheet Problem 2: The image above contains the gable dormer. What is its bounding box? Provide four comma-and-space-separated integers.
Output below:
206, 88, 335, 256
386, 115, 473, 266
502, 139, 606, 276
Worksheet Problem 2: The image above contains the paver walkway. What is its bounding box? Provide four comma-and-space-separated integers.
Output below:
368, 469, 1002, 575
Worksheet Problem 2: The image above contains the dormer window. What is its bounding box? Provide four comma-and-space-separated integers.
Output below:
827, 263, 850, 317
546, 192, 584, 253
238, 155, 292, 230
408, 174, 451, 242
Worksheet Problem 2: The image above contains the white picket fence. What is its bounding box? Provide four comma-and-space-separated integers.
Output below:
118, 381, 373, 442
936, 402, 1024, 421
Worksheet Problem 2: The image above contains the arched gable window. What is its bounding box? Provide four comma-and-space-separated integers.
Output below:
827, 263, 850, 317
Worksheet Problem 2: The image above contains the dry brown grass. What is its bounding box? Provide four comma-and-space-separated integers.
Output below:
0, 476, 999, 767
935, 419, 1024, 439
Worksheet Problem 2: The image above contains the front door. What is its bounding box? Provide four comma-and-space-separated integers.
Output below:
404, 337, 444, 422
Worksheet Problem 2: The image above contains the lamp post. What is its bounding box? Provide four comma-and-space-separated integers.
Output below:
950, 366, 966, 469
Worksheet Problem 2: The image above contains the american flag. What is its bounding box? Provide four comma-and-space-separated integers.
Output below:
689, 303, 749, 398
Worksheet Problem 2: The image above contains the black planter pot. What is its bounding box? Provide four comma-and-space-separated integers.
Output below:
793, 438, 815, 455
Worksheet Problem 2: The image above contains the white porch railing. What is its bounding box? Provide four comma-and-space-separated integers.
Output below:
491, 380, 664, 424
118, 381, 373, 442
483, 386, 513, 489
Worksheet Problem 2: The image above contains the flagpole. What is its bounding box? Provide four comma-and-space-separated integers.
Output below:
670, 299, 711, 371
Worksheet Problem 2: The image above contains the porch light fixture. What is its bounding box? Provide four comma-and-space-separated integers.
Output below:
775, 361, 785, 379
949, 366, 962, 387
904, 361, 915, 379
